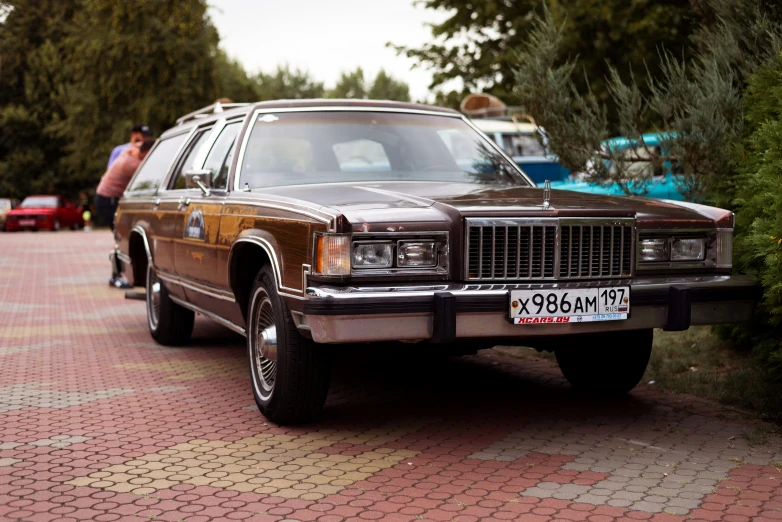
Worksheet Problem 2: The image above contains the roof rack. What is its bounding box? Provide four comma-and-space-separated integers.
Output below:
176, 102, 250, 125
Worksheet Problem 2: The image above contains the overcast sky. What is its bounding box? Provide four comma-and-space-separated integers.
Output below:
208, 0, 452, 101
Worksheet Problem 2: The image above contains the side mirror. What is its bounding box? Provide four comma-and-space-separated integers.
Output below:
185, 169, 212, 196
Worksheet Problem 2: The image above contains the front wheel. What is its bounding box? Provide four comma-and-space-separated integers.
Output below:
146, 263, 194, 345
554, 329, 653, 395
248, 265, 331, 425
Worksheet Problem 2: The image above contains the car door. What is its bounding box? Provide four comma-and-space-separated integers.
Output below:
121, 131, 191, 279
174, 118, 244, 314
152, 127, 213, 292
159, 124, 215, 278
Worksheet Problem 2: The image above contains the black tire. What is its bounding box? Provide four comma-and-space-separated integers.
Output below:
554, 329, 653, 394
247, 265, 331, 425
146, 263, 194, 345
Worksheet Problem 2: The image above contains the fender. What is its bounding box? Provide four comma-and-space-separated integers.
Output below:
131, 225, 154, 262
228, 230, 296, 296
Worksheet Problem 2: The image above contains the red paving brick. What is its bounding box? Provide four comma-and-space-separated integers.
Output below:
0, 230, 781, 521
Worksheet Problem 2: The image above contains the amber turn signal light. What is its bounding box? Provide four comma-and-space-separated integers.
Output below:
314, 234, 350, 276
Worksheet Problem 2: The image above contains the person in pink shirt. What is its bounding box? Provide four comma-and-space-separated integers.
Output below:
96, 137, 155, 288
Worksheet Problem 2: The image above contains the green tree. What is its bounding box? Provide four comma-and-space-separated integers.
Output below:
512, 0, 780, 203
328, 67, 368, 99
214, 50, 261, 103
327, 67, 411, 101
0, 0, 79, 198
367, 70, 410, 101
727, 55, 782, 378
0, 0, 256, 198
255, 65, 325, 100
393, 0, 694, 118
55, 0, 223, 191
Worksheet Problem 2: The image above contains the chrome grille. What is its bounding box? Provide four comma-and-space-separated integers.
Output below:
559, 224, 633, 279
465, 218, 634, 281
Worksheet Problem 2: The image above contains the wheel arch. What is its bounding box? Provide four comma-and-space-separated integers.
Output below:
128, 226, 152, 288
228, 236, 282, 320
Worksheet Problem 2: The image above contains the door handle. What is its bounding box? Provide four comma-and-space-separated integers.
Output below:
178, 197, 190, 210
153, 197, 160, 208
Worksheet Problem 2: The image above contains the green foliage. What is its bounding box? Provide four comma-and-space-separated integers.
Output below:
729, 55, 782, 378
255, 65, 325, 100
55, 0, 222, 189
329, 67, 368, 99
327, 67, 411, 101
367, 70, 411, 102
394, 0, 694, 120
512, 1, 777, 203
0, 0, 77, 198
213, 50, 261, 103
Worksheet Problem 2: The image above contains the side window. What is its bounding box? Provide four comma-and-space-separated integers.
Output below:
333, 139, 390, 172
203, 122, 242, 190
128, 133, 188, 192
169, 128, 213, 190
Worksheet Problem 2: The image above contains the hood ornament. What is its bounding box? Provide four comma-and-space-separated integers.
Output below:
542, 179, 552, 209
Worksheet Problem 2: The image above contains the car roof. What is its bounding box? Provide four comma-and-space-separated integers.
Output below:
470, 118, 539, 134
250, 99, 460, 114
604, 132, 674, 149
163, 99, 461, 138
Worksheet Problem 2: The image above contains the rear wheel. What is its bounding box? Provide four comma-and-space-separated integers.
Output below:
248, 265, 331, 425
146, 263, 194, 345
554, 329, 653, 394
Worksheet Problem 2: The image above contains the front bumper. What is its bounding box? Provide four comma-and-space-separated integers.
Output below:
299, 275, 761, 344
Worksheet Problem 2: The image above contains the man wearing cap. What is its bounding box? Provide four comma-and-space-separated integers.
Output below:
97, 137, 156, 288
108, 123, 151, 167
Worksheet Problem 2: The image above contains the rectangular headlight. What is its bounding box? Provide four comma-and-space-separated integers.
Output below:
352, 242, 393, 268
671, 238, 705, 261
639, 239, 668, 262
397, 241, 437, 267
315, 234, 350, 275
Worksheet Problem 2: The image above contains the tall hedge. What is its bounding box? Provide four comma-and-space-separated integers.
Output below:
730, 55, 782, 376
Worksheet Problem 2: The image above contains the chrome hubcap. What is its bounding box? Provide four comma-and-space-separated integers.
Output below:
252, 291, 277, 399
147, 267, 161, 330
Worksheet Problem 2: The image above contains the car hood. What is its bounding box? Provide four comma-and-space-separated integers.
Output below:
256, 181, 720, 230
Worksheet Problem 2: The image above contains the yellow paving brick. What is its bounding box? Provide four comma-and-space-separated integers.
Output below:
146, 479, 178, 490
67, 432, 421, 498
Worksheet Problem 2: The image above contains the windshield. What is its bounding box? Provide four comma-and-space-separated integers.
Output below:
20, 196, 58, 208
239, 111, 528, 189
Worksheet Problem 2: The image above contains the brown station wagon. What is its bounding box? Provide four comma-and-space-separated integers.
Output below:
112, 100, 760, 424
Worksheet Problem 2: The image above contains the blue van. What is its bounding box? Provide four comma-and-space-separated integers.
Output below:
469, 118, 569, 185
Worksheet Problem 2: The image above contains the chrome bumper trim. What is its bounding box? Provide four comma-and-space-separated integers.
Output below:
300, 274, 759, 344
305, 300, 756, 344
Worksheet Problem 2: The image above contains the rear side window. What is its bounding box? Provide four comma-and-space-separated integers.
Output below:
127, 133, 188, 192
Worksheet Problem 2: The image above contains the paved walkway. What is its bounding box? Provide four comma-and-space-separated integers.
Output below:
0, 230, 780, 521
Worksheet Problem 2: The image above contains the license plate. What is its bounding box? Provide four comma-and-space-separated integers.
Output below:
510, 287, 630, 324
18, 219, 35, 227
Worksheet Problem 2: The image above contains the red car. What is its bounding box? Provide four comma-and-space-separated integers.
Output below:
4, 195, 84, 232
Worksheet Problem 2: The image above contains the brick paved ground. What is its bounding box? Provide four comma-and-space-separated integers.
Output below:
1, 230, 781, 522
